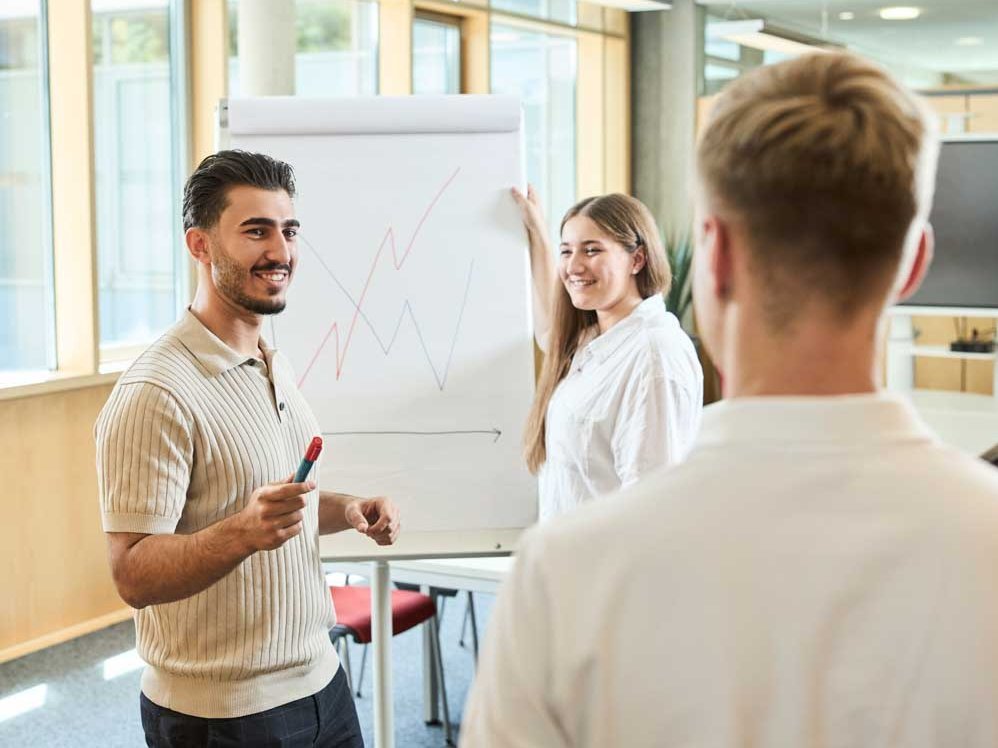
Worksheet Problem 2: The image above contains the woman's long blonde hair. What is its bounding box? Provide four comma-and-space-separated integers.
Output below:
523, 193, 671, 473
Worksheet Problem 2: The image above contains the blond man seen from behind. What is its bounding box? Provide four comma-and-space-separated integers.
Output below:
461, 53, 998, 747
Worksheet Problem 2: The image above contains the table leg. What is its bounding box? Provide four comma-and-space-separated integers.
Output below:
421, 585, 441, 724
372, 561, 394, 748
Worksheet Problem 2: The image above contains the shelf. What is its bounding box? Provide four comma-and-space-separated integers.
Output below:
906, 389, 998, 414
902, 344, 996, 361
889, 305, 998, 318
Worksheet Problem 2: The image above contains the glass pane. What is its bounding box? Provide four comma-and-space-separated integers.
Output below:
228, 0, 379, 97
491, 23, 576, 243
0, 1, 54, 372
93, 0, 178, 347
413, 18, 460, 95
491, 0, 576, 26
705, 37, 740, 62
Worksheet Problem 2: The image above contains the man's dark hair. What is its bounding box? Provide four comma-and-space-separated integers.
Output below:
182, 150, 296, 231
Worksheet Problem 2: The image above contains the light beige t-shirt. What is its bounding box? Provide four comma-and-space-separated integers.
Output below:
464, 394, 998, 747
95, 311, 339, 719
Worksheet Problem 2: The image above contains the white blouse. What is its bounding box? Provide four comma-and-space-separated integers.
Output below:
537, 296, 703, 520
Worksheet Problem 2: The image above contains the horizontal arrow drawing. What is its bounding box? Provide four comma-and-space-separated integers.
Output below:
323, 429, 502, 443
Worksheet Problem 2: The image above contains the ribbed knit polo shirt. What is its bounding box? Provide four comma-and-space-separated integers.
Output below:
95, 310, 339, 718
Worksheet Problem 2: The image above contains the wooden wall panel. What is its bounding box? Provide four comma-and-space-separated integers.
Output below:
191, 0, 228, 165
379, 0, 413, 94
0, 385, 126, 663
461, 13, 490, 94
577, 2, 604, 29
577, 31, 605, 199
604, 35, 630, 195
604, 8, 628, 35
49, 0, 98, 374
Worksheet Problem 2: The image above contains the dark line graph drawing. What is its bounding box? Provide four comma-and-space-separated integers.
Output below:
274, 167, 476, 391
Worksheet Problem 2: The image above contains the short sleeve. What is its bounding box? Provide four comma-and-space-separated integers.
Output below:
95, 382, 194, 534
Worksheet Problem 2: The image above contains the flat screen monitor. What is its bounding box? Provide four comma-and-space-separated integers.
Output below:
902, 138, 998, 309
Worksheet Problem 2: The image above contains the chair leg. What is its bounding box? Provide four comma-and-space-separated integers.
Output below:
459, 600, 470, 648
339, 637, 354, 693
355, 642, 369, 698
467, 591, 479, 663
429, 615, 453, 746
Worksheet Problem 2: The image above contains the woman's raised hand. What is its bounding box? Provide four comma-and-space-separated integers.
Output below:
511, 184, 548, 243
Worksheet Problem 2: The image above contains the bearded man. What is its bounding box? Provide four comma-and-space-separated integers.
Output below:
96, 150, 399, 747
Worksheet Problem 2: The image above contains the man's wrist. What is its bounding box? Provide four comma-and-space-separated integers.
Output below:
209, 511, 257, 560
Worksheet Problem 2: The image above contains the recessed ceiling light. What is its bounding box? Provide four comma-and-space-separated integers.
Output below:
838, 11, 855, 20
955, 36, 983, 46
879, 6, 921, 21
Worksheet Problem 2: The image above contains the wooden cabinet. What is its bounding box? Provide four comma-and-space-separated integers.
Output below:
911, 315, 995, 396
970, 94, 998, 133
923, 89, 998, 135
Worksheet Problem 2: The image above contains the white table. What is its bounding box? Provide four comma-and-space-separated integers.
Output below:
323, 556, 514, 747
901, 389, 998, 457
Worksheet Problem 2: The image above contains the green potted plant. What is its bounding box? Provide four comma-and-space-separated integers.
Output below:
662, 230, 694, 327
661, 230, 723, 403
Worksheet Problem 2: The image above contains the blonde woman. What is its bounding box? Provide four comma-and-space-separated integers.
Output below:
513, 187, 703, 520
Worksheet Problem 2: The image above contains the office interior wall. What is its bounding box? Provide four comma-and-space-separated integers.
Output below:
631, 0, 704, 236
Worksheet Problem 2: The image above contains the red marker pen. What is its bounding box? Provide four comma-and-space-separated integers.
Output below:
293, 436, 323, 483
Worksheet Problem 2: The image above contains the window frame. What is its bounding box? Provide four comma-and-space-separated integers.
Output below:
412, 11, 463, 95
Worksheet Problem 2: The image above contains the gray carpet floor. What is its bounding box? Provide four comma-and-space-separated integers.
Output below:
0, 589, 493, 747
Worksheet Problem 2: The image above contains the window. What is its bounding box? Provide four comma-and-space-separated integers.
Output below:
491, 23, 576, 242
413, 15, 461, 95
92, 0, 185, 350
490, 0, 576, 27
228, 0, 379, 97
0, 1, 54, 372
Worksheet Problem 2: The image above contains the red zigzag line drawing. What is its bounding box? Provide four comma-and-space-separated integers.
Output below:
297, 166, 462, 388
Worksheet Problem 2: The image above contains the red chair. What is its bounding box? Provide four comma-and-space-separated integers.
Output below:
329, 585, 453, 745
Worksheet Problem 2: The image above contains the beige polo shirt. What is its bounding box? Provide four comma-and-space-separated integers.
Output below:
95, 311, 339, 719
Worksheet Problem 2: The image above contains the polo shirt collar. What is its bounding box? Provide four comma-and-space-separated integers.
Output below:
696, 392, 937, 448
585, 295, 668, 364
170, 310, 262, 377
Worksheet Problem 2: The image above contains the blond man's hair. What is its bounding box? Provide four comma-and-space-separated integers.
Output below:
697, 52, 939, 330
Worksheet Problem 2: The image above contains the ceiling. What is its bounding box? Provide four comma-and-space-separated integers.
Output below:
698, 1, 998, 85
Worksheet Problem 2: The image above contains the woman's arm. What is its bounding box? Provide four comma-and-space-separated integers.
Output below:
512, 185, 555, 352
610, 371, 691, 489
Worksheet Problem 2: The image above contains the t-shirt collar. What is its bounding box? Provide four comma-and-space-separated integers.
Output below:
695, 392, 937, 449
583, 295, 667, 366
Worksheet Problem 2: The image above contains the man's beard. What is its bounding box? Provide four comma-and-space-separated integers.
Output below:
210, 242, 288, 315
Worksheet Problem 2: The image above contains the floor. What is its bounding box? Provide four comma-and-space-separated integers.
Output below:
0, 587, 493, 747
